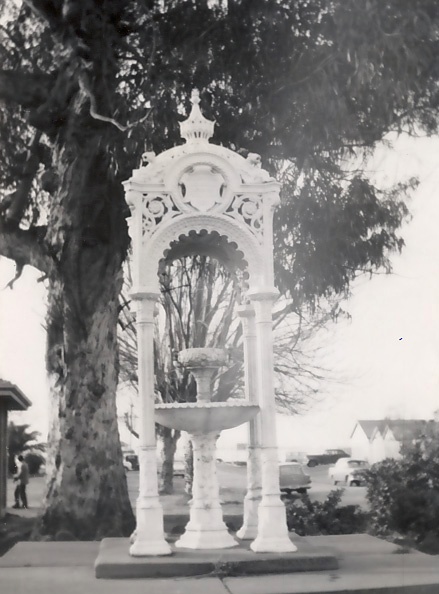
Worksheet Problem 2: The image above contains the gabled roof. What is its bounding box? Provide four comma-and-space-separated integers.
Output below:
352, 418, 439, 443
0, 378, 31, 411
351, 420, 387, 440
384, 420, 436, 443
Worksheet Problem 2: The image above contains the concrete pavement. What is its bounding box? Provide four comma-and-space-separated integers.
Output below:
3, 476, 439, 593
1, 534, 439, 593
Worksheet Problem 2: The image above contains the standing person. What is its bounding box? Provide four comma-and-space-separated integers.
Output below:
12, 455, 22, 509
12, 455, 29, 509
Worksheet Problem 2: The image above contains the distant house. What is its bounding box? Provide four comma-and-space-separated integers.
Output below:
350, 420, 387, 461
369, 425, 386, 463
350, 419, 437, 463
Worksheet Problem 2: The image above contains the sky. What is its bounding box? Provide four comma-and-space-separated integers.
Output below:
0, 132, 438, 453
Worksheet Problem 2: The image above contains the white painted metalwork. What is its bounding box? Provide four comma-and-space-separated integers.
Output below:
124, 89, 295, 555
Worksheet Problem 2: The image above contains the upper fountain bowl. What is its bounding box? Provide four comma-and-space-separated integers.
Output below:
178, 347, 228, 369
155, 401, 259, 433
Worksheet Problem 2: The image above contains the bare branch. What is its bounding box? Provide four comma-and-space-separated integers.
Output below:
78, 73, 153, 133
123, 412, 139, 440
4, 261, 24, 289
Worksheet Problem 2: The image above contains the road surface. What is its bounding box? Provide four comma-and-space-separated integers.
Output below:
7, 461, 368, 513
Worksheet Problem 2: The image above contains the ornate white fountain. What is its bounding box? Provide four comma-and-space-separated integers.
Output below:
123, 89, 297, 557
155, 347, 259, 549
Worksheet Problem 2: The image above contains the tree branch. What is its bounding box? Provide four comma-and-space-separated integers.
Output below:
78, 73, 153, 133
0, 221, 54, 277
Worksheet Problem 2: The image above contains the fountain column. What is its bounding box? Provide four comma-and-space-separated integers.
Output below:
175, 350, 238, 549
236, 304, 262, 540
130, 292, 172, 556
249, 289, 296, 553
176, 429, 237, 549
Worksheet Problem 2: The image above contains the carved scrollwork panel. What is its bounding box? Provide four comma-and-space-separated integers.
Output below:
225, 194, 264, 242
141, 193, 181, 239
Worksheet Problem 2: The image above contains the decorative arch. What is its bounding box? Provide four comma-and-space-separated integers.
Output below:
139, 213, 265, 291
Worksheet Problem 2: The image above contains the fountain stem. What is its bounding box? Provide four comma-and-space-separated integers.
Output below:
174, 347, 238, 549
175, 430, 237, 549
190, 366, 215, 402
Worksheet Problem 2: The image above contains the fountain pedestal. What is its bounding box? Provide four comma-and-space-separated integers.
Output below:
155, 348, 259, 550
175, 431, 237, 549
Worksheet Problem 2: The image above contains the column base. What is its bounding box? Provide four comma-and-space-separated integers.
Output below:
236, 495, 260, 540
176, 527, 238, 550
236, 524, 258, 540
250, 535, 297, 553
250, 495, 297, 553
130, 498, 171, 556
130, 539, 172, 556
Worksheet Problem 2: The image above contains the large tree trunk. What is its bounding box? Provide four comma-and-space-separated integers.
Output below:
34, 112, 135, 539
159, 427, 180, 495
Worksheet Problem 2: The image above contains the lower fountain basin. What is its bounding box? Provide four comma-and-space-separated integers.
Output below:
155, 401, 259, 433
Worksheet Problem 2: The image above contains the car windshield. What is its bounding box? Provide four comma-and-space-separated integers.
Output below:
347, 460, 367, 467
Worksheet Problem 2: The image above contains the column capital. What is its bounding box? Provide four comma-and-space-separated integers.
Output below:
130, 288, 161, 302
135, 294, 159, 324
237, 303, 256, 318
246, 287, 279, 303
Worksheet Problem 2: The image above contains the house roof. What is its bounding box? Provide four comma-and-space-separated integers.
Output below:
0, 379, 32, 411
351, 420, 387, 440
352, 418, 439, 443
384, 419, 436, 443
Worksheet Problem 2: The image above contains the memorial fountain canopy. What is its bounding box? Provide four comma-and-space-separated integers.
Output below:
122, 89, 296, 557
124, 88, 281, 297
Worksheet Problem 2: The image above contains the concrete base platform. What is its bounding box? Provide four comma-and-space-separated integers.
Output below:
1, 534, 439, 594
94, 535, 339, 579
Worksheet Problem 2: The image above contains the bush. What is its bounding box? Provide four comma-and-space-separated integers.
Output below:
364, 458, 406, 536
285, 489, 369, 536
365, 432, 439, 553
24, 452, 45, 476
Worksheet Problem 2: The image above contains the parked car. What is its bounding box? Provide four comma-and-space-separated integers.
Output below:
123, 453, 139, 471
279, 462, 312, 494
306, 449, 349, 467
328, 457, 369, 486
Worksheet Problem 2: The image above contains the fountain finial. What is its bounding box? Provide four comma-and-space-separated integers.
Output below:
191, 88, 201, 105
179, 88, 215, 144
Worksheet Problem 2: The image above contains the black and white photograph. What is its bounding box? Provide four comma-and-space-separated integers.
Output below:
0, 1, 438, 593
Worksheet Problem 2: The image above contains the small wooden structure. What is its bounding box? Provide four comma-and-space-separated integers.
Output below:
0, 379, 31, 516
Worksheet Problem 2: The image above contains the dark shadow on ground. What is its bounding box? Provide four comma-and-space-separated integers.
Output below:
0, 514, 36, 557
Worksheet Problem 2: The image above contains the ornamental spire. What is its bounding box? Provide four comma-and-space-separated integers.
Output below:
179, 89, 215, 144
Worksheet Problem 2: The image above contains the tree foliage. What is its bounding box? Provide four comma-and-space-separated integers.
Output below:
7, 422, 45, 474
1, 0, 439, 538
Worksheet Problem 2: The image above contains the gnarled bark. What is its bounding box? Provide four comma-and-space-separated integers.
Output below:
38, 265, 134, 539
32, 108, 134, 539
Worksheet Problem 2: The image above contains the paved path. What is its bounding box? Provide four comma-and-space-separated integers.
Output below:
1, 534, 439, 594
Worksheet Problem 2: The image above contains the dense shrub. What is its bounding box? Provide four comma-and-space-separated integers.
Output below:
285, 490, 369, 536
365, 429, 439, 553
24, 452, 45, 476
